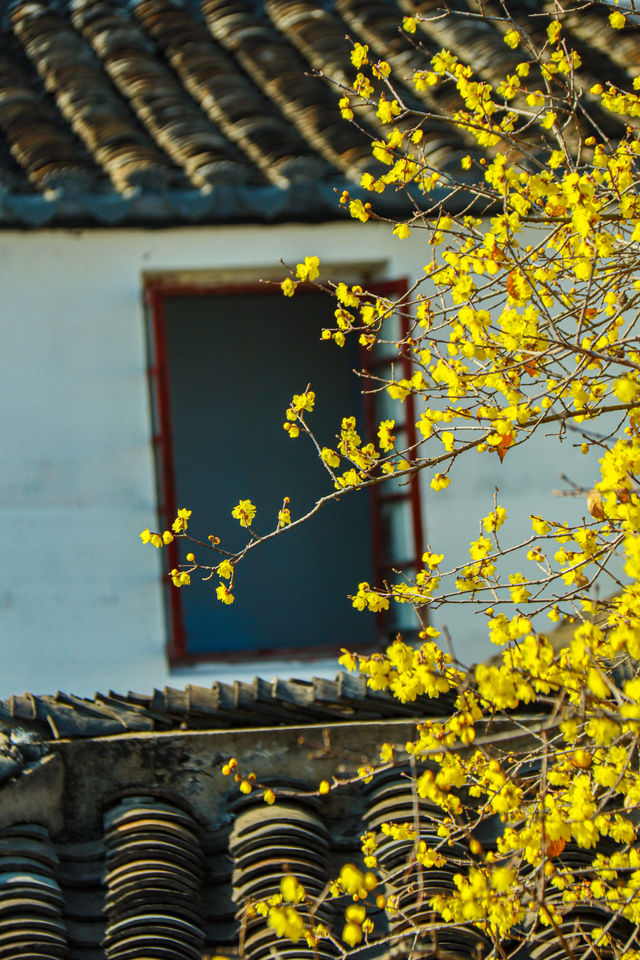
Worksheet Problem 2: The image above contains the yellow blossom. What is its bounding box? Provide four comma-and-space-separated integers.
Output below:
431, 473, 451, 491
278, 507, 291, 525
232, 499, 257, 528
393, 222, 411, 239
216, 583, 235, 605
171, 508, 192, 533
377, 419, 396, 451
349, 199, 372, 222
342, 923, 362, 947
339, 96, 353, 120
504, 29, 520, 49
295, 256, 320, 283
547, 20, 562, 42
281, 876, 305, 903
351, 43, 369, 69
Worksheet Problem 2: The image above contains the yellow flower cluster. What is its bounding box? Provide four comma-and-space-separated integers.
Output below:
284, 389, 315, 438
231, 499, 256, 529
140, 508, 192, 548
175, 14, 640, 955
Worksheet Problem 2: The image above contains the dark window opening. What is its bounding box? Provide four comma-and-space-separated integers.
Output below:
145, 279, 423, 665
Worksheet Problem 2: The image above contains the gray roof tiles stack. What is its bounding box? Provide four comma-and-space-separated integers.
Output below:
0, 0, 633, 226
0, 675, 608, 960
0, 677, 435, 960
0, 673, 459, 739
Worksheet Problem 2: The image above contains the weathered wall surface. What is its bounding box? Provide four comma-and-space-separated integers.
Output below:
0, 222, 604, 695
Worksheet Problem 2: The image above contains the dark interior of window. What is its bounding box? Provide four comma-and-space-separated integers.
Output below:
159, 289, 377, 659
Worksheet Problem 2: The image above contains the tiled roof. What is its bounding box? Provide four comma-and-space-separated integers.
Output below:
0, 0, 636, 227
0, 696, 540, 960
0, 672, 458, 740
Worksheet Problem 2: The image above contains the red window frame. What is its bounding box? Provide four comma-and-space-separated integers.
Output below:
144, 277, 424, 666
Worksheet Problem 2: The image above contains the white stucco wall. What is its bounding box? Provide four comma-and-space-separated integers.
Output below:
0, 221, 609, 696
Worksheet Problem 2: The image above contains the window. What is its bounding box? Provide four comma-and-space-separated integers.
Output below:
145, 277, 423, 665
